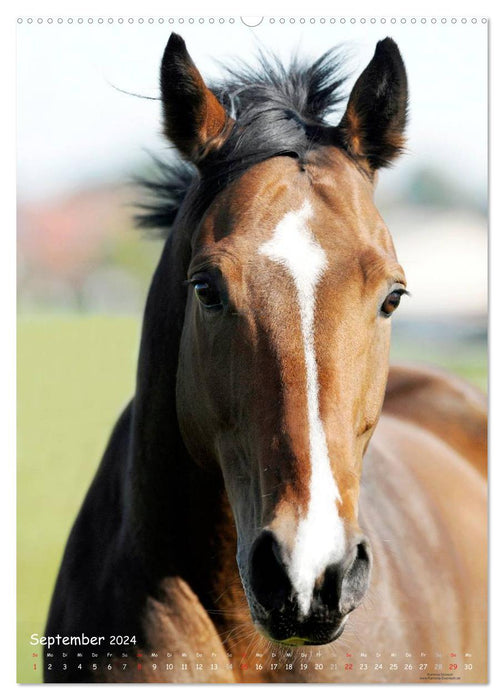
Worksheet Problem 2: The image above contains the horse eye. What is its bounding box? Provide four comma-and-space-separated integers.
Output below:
380, 289, 405, 317
192, 280, 223, 310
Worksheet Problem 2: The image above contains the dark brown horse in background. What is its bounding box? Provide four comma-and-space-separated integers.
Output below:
44, 34, 487, 683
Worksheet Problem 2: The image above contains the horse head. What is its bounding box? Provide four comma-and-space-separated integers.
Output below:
156, 33, 408, 646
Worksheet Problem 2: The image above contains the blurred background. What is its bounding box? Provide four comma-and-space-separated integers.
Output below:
17, 17, 487, 682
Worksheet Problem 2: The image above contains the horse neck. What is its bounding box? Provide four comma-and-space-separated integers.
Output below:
126, 226, 239, 612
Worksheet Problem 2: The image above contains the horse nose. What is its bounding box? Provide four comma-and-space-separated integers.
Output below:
317, 538, 372, 615
249, 530, 371, 618
249, 530, 294, 612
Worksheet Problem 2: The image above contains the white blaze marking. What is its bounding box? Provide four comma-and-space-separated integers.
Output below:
259, 200, 346, 616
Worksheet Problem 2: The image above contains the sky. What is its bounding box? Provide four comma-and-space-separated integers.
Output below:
17, 17, 488, 203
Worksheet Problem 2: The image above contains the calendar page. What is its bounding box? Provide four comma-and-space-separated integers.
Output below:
17, 14, 488, 684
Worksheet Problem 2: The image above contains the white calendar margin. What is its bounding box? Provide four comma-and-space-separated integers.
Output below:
3, 0, 501, 696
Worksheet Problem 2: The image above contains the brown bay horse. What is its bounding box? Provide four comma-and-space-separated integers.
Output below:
44, 34, 487, 683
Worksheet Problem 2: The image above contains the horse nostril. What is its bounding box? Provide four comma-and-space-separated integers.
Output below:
317, 538, 372, 614
339, 538, 372, 616
355, 539, 371, 566
318, 563, 343, 610
249, 530, 293, 612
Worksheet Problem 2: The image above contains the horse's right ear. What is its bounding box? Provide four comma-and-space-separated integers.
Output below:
160, 33, 232, 163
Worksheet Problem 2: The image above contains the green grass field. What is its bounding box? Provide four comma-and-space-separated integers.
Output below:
17, 316, 140, 683
16, 315, 487, 683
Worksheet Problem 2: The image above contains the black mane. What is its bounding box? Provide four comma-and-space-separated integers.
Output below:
136, 47, 349, 234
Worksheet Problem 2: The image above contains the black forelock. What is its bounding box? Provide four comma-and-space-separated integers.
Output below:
136, 47, 349, 236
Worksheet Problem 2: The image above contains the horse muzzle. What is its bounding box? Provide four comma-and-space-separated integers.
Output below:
247, 530, 371, 646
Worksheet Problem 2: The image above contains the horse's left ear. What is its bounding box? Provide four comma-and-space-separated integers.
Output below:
160, 33, 233, 163
338, 38, 408, 171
